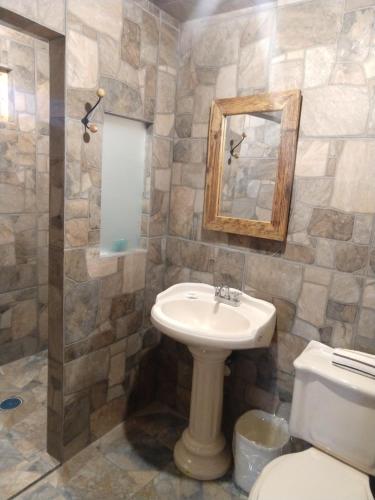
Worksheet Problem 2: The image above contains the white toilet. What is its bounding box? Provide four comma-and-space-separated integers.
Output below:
249, 341, 375, 500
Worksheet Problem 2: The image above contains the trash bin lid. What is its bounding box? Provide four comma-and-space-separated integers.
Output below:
249, 447, 372, 500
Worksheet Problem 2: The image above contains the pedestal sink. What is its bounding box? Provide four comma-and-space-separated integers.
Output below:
151, 283, 276, 481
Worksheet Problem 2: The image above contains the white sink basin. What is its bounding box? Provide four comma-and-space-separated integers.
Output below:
151, 282, 276, 350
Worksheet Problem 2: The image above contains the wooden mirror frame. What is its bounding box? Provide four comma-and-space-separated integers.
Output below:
203, 89, 302, 241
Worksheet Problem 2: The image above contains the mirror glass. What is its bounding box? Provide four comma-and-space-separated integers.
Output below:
219, 111, 282, 222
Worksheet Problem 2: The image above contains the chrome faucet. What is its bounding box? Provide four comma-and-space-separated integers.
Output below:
215, 284, 242, 307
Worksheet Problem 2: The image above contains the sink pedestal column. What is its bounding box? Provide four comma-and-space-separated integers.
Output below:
174, 346, 232, 480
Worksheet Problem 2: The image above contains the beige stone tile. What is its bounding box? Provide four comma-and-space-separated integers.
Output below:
275, 0, 343, 53
245, 254, 303, 302
337, 8, 375, 62
330, 274, 362, 303
215, 65, 237, 99
274, 331, 308, 374
64, 347, 110, 395
358, 308, 375, 339
0, 183, 25, 213
154, 168, 171, 191
239, 38, 270, 89
330, 321, 354, 348
169, 186, 195, 237
11, 298, 37, 339
295, 140, 329, 177
159, 22, 178, 70
330, 62, 366, 85
364, 47, 375, 79
156, 71, 176, 114
141, 10, 160, 65
301, 86, 369, 137
177, 95, 194, 115
269, 59, 303, 92
122, 252, 146, 293
173, 139, 204, 163
67, 31, 98, 89
240, 9, 274, 46
65, 199, 89, 220
37, 0, 65, 33
362, 279, 375, 309
152, 136, 172, 169
69, 0, 122, 39
345, 0, 375, 9
109, 352, 126, 387
193, 22, 240, 67
315, 239, 336, 269
191, 123, 208, 138
297, 282, 328, 327
193, 85, 214, 124
98, 34, 120, 78
304, 45, 336, 88
331, 141, 375, 213
295, 177, 333, 206
86, 248, 118, 279
65, 218, 89, 247
304, 266, 332, 286
353, 215, 373, 245
154, 113, 175, 136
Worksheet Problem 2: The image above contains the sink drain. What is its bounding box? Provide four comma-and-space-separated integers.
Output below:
0, 396, 23, 411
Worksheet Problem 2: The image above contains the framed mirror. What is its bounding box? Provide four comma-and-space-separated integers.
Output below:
203, 90, 302, 241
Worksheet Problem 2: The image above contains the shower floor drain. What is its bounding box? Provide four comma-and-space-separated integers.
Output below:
0, 396, 23, 411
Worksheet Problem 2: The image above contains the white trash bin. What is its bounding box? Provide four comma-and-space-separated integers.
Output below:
233, 409, 290, 494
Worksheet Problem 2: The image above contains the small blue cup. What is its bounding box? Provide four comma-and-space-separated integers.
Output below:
112, 238, 127, 252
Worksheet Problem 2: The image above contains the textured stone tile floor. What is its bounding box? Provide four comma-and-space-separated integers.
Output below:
18, 403, 247, 499
0, 351, 59, 500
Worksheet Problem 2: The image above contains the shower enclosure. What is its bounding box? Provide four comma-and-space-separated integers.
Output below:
0, 24, 49, 365
0, 22, 58, 499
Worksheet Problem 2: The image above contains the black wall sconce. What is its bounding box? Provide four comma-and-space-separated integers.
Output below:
228, 132, 246, 165
82, 88, 105, 142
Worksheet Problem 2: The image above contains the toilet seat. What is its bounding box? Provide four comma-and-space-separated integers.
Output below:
249, 447, 373, 500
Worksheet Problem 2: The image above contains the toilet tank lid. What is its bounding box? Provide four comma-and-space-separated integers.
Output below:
294, 341, 375, 399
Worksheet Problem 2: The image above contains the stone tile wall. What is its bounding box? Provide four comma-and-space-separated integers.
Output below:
158, 0, 375, 427
57, 0, 179, 460
0, 24, 50, 365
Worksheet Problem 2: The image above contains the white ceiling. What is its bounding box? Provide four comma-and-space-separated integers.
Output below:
151, 0, 274, 22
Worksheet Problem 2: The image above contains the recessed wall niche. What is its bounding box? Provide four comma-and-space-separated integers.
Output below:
100, 113, 147, 255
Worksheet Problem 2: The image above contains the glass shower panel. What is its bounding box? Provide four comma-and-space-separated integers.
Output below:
100, 113, 146, 254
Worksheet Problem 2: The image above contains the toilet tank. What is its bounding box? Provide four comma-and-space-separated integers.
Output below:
289, 341, 375, 476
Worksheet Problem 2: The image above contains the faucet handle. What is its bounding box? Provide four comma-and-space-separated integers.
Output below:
231, 290, 242, 302
222, 284, 231, 299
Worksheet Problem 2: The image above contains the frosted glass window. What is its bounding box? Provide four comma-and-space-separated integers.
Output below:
100, 113, 146, 254
0, 70, 9, 121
